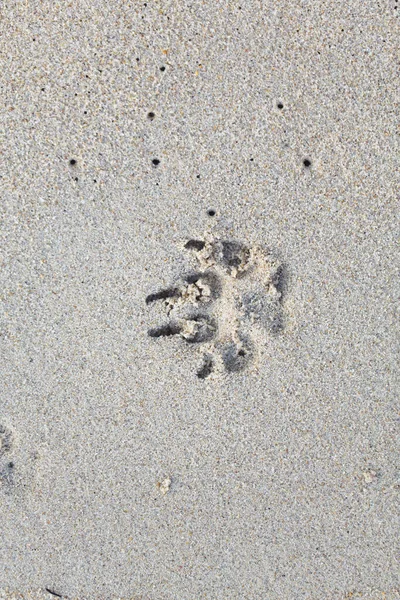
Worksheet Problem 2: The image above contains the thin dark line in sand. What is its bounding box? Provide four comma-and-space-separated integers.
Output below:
45, 588, 63, 598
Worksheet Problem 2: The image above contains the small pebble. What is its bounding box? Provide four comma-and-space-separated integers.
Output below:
158, 477, 172, 494
362, 470, 377, 484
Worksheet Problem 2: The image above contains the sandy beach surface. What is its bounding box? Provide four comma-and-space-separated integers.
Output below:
0, 1, 399, 599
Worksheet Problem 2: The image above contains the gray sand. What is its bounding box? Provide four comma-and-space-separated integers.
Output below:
0, 1, 399, 599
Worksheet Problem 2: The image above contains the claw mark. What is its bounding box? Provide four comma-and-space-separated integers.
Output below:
148, 323, 182, 338
184, 239, 206, 251
146, 288, 180, 304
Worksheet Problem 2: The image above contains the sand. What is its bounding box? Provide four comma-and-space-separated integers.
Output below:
0, 1, 399, 599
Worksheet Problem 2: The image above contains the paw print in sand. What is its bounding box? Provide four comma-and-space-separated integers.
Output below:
0, 423, 39, 496
0, 424, 16, 491
146, 236, 286, 379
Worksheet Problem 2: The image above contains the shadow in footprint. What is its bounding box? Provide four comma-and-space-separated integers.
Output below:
146, 236, 288, 379
148, 323, 182, 338
0, 425, 13, 456
146, 288, 180, 305
184, 271, 222, 300
197, 355, 214, 379
182, 314, 217, 344
241, 290, 284, 334
0, 461, 14, 488
272, 262, 288, 300
184, 239, 206, 251
220, 241, 250, 275
221, 336, 253, 373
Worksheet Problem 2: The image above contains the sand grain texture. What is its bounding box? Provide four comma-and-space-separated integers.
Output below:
0, 1, 399, 599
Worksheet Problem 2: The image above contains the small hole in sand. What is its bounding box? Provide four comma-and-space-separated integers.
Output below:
207, 209, 216, 217
303, 159, 311, 167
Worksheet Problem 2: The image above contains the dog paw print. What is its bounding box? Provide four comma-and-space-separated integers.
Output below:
0, 424, 16, 491
0, 423, 38, 496
146, 236, 286, 379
